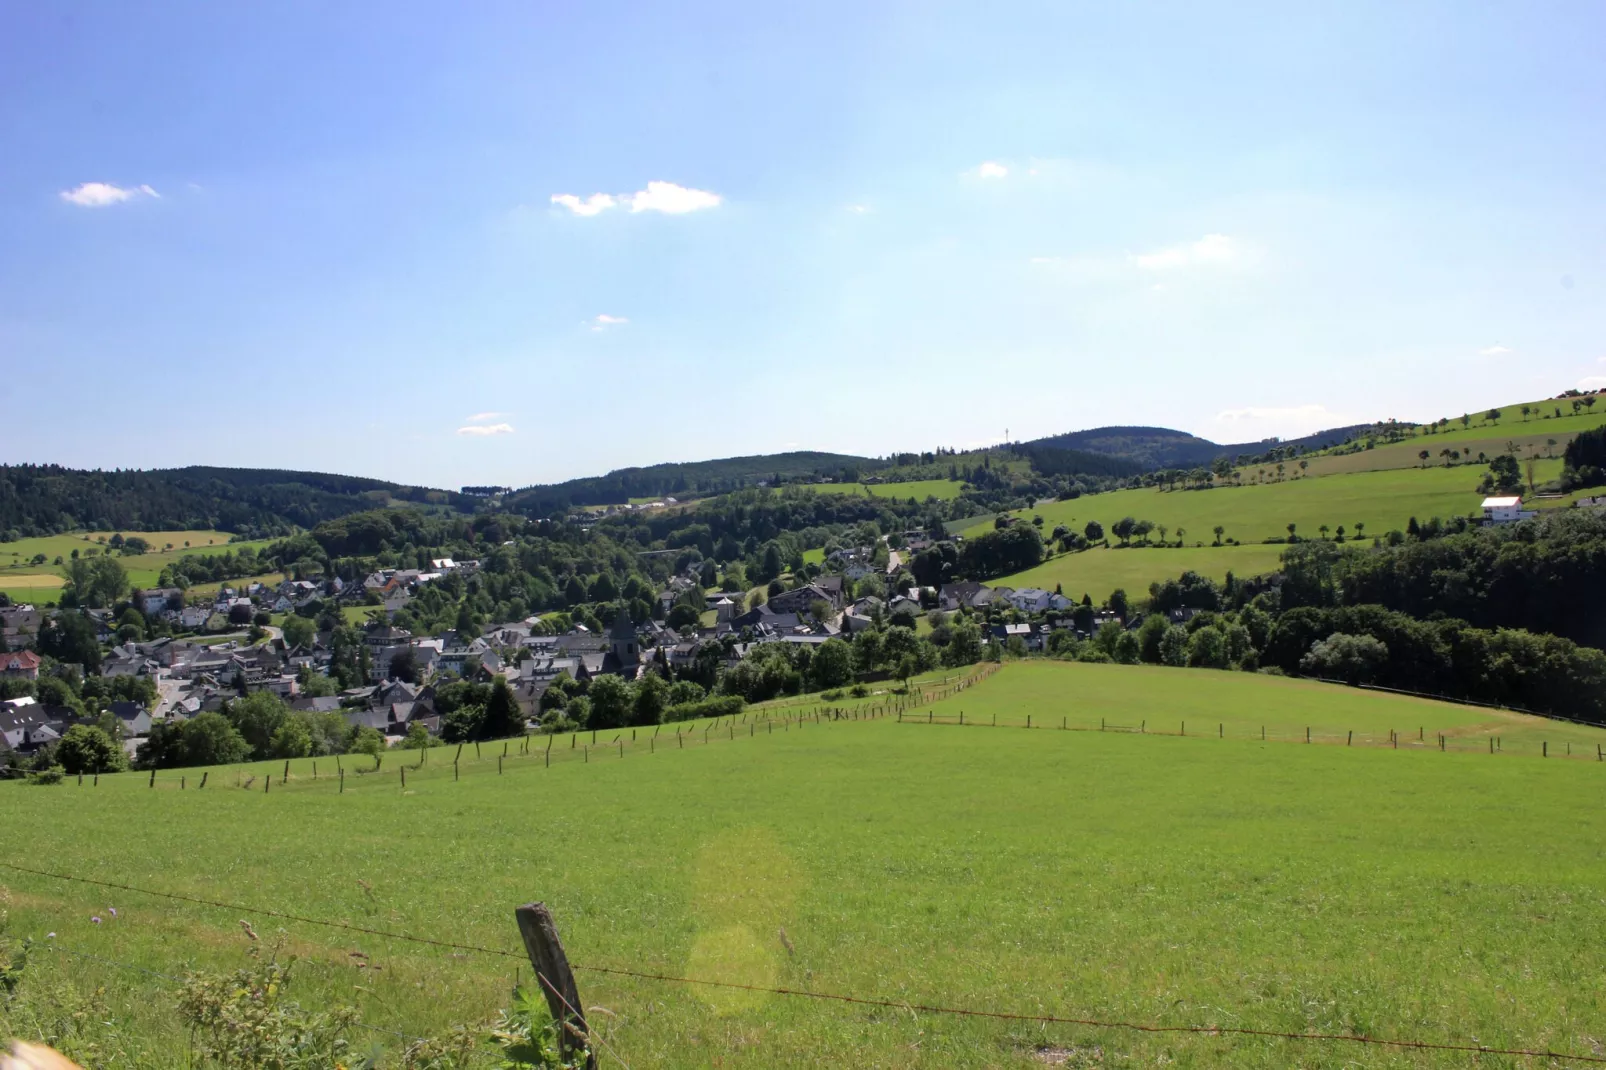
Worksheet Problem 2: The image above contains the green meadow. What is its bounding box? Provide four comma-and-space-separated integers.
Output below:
0, 531, 276, 604
968, 465, 1491, 545
990, 542, 1288, 600
809, 479, 965, 501
5, 663, 1606, 1067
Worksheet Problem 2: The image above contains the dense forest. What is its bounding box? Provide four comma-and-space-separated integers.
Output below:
1276, 511, 1606, 650
0, 465, 468, 539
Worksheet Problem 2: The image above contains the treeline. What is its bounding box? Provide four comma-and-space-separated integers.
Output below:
0, 464, 469, 539
505, 451, 878, 514
1017, 563, 1606, 723
1278, 511, 1606, 650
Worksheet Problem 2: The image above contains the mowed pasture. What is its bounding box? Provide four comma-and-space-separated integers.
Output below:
992, 542, 1287, 601
0, 531, 276, 604
967, 465, 1488, 545
6, 664, 1606, 1067
809, 478, 965, 501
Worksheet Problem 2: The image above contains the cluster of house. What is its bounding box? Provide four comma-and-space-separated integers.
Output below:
0, 526, 1170, 763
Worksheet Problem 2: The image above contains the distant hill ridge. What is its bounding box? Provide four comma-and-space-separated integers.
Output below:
1028, 423, 1374, 469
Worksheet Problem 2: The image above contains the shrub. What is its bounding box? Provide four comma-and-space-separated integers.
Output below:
849, 684, 869, 698
26, 766, 65, 786
664, 695, 744, 724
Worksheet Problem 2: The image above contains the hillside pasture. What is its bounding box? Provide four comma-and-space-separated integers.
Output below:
1291, 436, 1570, 479
967, 466, 1488, 545
991, 542, 1286, 601
807, 478, 965, 501
4, 664, 1606, 1066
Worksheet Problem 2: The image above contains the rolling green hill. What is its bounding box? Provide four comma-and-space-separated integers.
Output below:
5, 663, 1606, 1066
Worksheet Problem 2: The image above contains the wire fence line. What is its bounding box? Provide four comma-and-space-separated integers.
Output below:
6, 860, 1605, 1064
894, 707, 1606, 761
67, 665, 1001, 794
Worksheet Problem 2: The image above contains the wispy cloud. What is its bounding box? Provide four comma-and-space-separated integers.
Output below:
550, 181, 721, 217
590, 314, 629, 331
1131, 234, 1240, 270
1579, 377, 1606, 391
550, 193, 616, 217
463, 412, 509, 424
1211, 403, 1349, 440
846, 204, 870, 214
973, 161, 1009, 179
59, 182, 159, 207
1478, 344, 1514, 357
457, 422, 515, 437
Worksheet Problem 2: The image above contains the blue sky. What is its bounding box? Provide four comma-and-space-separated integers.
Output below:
2, 1, 1603, 489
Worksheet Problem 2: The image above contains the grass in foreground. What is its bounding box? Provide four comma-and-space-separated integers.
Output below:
4, 663, 1605, 1067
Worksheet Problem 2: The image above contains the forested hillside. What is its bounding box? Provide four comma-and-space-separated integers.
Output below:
0, 465, 467, 539
1030, 423, 1373, 468
505, 451, 879, 514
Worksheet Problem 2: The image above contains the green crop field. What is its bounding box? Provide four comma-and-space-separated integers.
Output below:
5, 663, 1606, 1067
968, 466, 1494, 545
809, 479, 965, 501
991, 542, 1288, 601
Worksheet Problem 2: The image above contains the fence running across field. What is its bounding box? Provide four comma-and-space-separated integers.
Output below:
4, 859, 1604, 1066
894, 703, 1606, 762
57, 664, 1002, 795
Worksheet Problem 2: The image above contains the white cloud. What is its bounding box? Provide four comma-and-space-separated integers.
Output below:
1211, 404, 1350, 441
627, 181, 721, 214
846, 204, 870, 214
59, 181, 159, 207
590, 314, 629, 331
1132, 233, 1240, 270
1579, 377, 1606, 391
1478, 344, 1514, 357
549, 181, 721, 217
975, 161, 1009, 179
463, 412, 509, 424
457, 422, 515, 437
550, 192, 616, 216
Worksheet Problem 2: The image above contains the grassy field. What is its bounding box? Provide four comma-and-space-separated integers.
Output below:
992, 542, 1287, 600
809, 479, 965, 501
968, 465, 1491, 545
4, 663, 1606, 1066
1286, 439, 1569, 480
0, 531, 277, 605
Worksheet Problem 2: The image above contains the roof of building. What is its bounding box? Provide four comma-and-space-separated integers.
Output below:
1482, 496, 1522, 508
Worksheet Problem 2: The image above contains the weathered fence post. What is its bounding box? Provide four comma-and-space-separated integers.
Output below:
1306, 727, 1311, 744
199, 772, 208, 789
1347, 731, 1352, 746
149, 769, 155, 788
514, 903, 595, 1070
339, 768, 345, 793
401, 766, 406, 788
181, 776, 186, 790
283, 760, 290, 784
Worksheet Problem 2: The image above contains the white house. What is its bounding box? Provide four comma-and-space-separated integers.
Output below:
1481, 496, 1538, 524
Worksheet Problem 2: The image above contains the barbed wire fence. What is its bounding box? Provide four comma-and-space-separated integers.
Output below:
5, 860, 1605, 1065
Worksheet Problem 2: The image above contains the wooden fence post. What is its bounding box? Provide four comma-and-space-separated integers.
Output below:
514, 903, 596, 1070
283, 760, 290, 784
340, 768, 345, 793
199, 772, 208, 789
149, 769, 155, 788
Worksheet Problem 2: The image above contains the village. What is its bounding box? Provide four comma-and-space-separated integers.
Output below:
0, 529, 1151, 765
